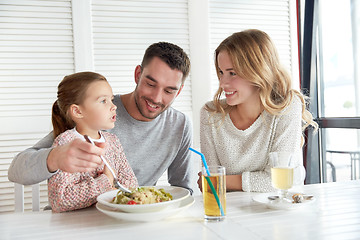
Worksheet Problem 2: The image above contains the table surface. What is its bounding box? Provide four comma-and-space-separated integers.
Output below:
1, 180, 360, 240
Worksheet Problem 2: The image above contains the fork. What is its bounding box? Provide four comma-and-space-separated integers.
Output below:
84, 135, 131, 193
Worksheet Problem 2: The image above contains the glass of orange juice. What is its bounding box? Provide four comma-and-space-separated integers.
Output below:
269, 152, 305, 202
202, 165, 226, 221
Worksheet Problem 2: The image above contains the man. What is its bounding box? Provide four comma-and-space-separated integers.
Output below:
8, 42, 195, 192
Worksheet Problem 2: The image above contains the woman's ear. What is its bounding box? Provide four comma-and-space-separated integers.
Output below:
69, 104, 83, 120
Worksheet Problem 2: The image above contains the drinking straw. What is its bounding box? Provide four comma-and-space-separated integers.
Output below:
189, 147, 211, 175
189, 147, 225, 216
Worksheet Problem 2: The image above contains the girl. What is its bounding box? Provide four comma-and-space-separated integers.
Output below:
48, 72, 138, 212
199, 29, 317, 192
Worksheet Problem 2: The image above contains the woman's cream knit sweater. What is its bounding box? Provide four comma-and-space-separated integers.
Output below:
200, 97, 303, 192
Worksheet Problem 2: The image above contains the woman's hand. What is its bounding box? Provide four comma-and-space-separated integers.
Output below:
226, 174, 243, 191
197, 171, 203, 192
198, 171, 243, 192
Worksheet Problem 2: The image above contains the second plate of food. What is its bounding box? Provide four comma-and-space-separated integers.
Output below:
97, 186, 190, 213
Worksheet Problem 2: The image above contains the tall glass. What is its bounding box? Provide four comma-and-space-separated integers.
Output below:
202, 165, 226, 221
269, 152, 305, 202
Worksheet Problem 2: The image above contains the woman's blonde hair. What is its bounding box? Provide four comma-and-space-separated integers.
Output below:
207, 29, 317, 142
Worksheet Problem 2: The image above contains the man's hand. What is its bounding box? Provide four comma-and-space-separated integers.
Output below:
47, 138, 105, 173
197, 171, 203, 192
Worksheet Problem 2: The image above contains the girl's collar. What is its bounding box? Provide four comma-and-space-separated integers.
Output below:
73, 127, 106, 143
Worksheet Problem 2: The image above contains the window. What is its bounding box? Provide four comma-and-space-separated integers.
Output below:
301, 0, 360, 183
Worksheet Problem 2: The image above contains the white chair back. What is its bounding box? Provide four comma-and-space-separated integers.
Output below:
14, 183, 40, 212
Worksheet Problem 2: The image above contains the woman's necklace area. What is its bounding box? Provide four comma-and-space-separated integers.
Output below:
229, 107, 262, 131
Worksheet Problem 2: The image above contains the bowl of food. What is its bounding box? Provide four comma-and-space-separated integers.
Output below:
96, 195, 195, 222
97, 186, 190, 213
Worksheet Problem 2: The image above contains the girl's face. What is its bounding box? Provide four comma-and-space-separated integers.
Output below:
74, 81, 117, 136
217, 50, 259, 106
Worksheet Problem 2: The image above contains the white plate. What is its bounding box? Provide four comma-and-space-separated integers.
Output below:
96, 195, 195, 222
97, 186, 190, 213
252, 192, 316, 210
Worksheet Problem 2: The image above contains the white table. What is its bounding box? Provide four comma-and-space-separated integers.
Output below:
1, 180, 360, 240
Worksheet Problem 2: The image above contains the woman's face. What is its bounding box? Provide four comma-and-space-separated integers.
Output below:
217, 50, 259, 106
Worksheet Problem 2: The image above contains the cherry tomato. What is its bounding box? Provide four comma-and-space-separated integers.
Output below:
127, 200, 137, 205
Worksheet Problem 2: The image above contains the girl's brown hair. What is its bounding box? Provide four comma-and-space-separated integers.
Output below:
208, 29, 317, 145
51, 72, 107, 138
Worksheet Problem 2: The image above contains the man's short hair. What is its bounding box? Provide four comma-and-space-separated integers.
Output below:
141, 42, 191, 83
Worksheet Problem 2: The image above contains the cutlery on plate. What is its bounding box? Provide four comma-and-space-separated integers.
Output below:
267, 195, 280, 201
84, 135, 131, 193
268, 194, 313, 201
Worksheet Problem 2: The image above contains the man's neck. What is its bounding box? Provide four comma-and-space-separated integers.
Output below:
120, 93, 134, 117
120, 92, 152, 122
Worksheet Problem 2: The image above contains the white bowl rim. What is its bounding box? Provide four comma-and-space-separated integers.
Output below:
96, 185, 190, 213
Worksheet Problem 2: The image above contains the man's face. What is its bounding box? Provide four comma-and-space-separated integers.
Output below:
133, 57, 183, 121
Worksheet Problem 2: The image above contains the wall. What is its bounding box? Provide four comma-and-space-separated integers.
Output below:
0, 0, 296, 212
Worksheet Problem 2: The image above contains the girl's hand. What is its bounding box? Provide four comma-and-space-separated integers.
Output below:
197, 171, 203, 192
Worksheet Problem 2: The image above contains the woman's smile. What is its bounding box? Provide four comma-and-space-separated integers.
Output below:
224, 90, 236, 97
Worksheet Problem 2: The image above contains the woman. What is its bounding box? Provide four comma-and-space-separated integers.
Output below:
199, 29, 317, 192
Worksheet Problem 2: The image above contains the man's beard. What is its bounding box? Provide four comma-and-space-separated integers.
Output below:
134, 91, 166, 120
